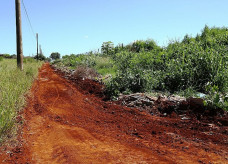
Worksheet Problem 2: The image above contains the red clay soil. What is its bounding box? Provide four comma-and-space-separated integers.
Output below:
0, 63, 227, 163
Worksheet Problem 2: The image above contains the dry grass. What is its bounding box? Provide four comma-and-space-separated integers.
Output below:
73, 65, 100, 80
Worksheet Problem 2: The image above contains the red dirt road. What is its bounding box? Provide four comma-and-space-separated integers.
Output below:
0, 63, 227, 163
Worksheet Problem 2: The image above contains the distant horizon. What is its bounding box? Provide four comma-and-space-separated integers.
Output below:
2, 25, 227, 58
1, 0, 228, 57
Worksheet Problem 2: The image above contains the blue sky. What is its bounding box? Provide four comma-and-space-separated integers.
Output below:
0, 0, 227, 57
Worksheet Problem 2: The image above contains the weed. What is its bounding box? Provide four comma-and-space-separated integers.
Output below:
204, 85, 228, 111
0, 59, 43, 143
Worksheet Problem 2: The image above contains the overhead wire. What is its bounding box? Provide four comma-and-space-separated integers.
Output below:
21, 0, 36, 41
21, 0, 42, 57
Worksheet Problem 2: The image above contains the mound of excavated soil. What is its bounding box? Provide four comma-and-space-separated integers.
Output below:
54, 65, 228, 127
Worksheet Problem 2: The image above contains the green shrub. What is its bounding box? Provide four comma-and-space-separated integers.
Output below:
130, 39, 161, 52
204, 85, 228, 111
54, 26, 228, 107
164, 40, 228, 93
52, 59, 61, 65
106, 26, 228, 98
106, 50, 166, 96
3, 54, 11, 58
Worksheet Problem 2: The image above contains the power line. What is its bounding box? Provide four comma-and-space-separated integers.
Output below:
21, 0, 36, 40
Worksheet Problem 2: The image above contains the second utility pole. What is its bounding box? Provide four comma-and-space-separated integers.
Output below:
15, 0, 23, 70
36, 33, 39, 61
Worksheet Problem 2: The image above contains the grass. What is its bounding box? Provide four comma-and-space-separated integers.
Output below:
55, 54, 117, 77
93, 56, 116, 76
0, 58, 43, 143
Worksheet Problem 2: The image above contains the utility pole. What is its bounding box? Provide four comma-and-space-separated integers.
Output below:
39, 45, 42, 55
15, 0, 23, 70
36, 33, 39, 61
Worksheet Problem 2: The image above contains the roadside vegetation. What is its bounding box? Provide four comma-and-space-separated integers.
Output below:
0, 58, 43, 143
52, 26, 228, 111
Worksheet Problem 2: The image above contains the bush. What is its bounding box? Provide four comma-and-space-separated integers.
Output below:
34, 53, 46, 61
164, 40, 228, 93
3, 54, 11, 58
106, 26, 228, 98
130, 39, 161, 52
53, 26, 228, 105
106, 50, 165, 96
50, 52, 61, 60
204, 85, 228, 111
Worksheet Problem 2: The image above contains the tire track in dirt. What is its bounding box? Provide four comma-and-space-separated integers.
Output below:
0, 63, 227, 163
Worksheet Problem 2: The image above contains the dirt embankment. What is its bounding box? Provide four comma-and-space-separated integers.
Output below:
0, 63, 227, 163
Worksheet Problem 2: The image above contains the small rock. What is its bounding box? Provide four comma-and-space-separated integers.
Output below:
181, 116, 191, 120
151, 131, 156, 135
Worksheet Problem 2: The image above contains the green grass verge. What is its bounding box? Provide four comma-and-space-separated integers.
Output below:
0, 58, 43, 143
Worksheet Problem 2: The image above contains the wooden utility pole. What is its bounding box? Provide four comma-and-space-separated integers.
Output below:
36, 33, 39, 61
15, 0, 23, 70
39, 45, 43, 56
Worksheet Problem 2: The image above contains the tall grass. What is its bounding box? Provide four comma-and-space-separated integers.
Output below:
0, 58, 43, 143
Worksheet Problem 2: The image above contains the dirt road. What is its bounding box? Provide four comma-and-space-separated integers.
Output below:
0, 63, 227, 163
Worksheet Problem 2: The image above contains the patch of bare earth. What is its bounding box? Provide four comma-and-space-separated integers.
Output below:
0, 63, 227, 163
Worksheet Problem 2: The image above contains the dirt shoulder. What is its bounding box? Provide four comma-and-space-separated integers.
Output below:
0, 63, 227, 163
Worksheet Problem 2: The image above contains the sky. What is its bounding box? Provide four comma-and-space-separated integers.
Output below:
0, 0, 228, 57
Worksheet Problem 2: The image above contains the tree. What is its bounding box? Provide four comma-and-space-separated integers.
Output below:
45, 57, 51, 62
101, 41, 114, 56
131, 39, 159, 52
34, 46, 46, 61
50, 52, 61, 60
3, 54, 11, 58
34, 53, 46, 61
11, 54, 17, 59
